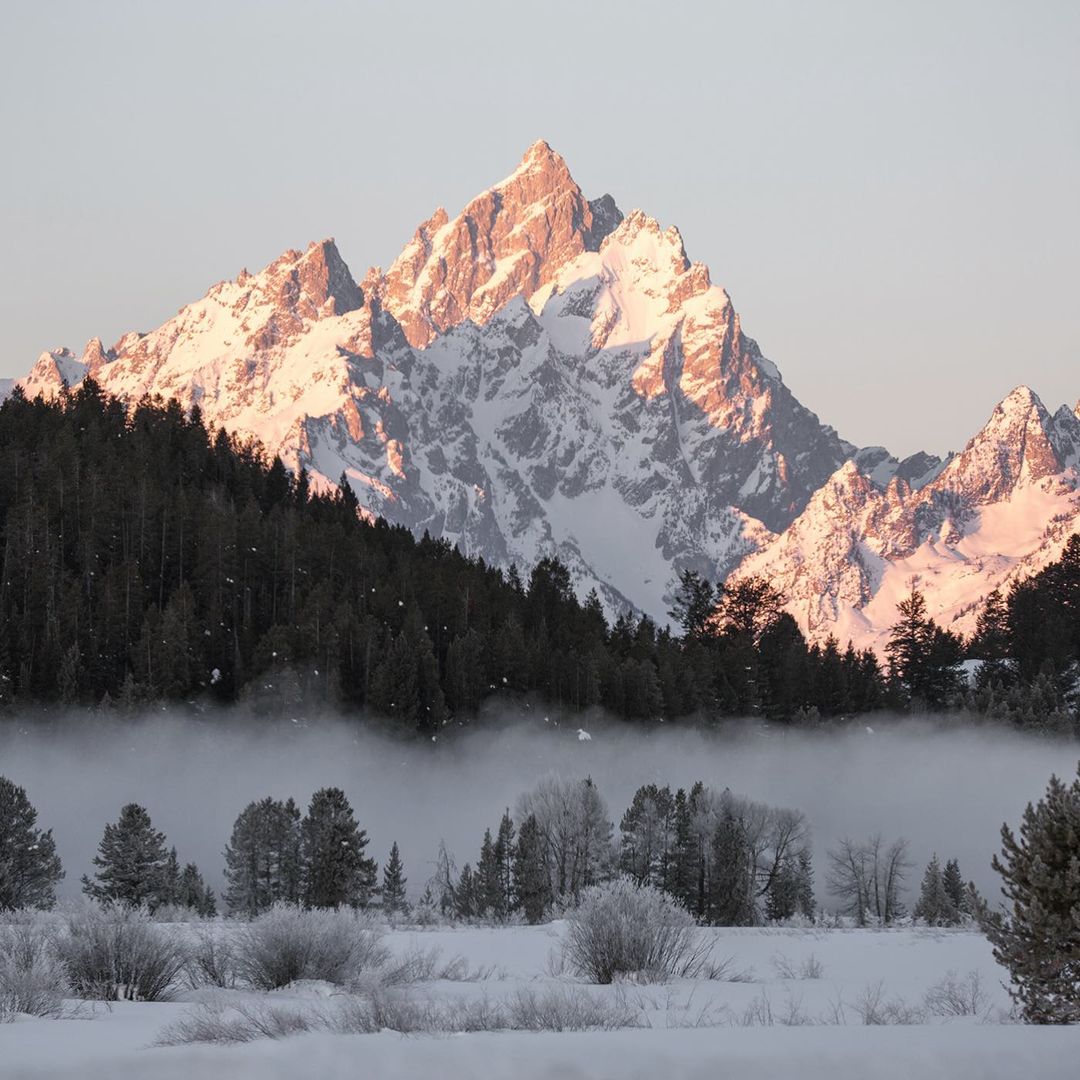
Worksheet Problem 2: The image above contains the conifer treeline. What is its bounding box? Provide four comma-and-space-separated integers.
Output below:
0, 383, 1075, 730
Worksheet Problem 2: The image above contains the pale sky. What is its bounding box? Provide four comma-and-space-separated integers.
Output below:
1, 0, 1076, 458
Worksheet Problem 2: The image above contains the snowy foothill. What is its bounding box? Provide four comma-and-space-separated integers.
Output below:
1, 917, 1079, 1080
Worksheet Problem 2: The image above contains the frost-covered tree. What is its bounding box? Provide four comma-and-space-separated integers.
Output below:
223, 796, 302, 915
984, 765, 1080, 1023
82, 803, 169, 909
301, 787, 377, 909
381, 841, 408, 915
455, 863, 478, 920
429, 840, 457, 917
0, 776, 64, 910
516, 776, 614, 902
914, 854, 957, 926
827, 834, 911, 926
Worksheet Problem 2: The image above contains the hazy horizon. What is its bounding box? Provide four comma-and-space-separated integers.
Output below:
1, 710, 1075, 909
1, 1, 1077, 459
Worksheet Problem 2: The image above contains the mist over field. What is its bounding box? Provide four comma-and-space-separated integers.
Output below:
0, 712, 1075, 907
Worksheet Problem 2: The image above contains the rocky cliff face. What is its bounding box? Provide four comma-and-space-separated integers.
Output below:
11, 142, 1076, 646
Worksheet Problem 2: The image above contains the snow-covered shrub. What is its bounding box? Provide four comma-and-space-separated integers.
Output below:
378, 945, 491, 985
923, 969, 988, 1017
185, 925, 240, 989
159, 985, 644, 1045
235, 903, 388, 990
771, 951, 824, 980
563, 878, 704, 984
507, 985, 641, 1031
0, 922, 69, 1020
59, 904, 188, 1002
851, 980, 927, 1025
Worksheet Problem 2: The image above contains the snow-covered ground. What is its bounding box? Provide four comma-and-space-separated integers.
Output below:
3, 922, 1079, 1080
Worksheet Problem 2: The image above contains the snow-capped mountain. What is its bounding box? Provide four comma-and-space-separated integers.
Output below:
12, 141, 857, 620
10, 141, 1076, 647
733, 386, 1080, 649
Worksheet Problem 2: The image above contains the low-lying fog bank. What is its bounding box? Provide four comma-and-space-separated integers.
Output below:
0, 711, 1075, 906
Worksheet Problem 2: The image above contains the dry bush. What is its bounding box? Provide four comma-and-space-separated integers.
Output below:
563, 878, 705, 985
59, 905, 188, 1002
0, 923, 69, 1020
851, 980, 927, 1025
772, 952, 824, 980
158, 984, 646, 1045
507, 986, 641, 1031
378, 945, 492, 986
184, 926, 240, 989
923, 970, 989, 1017
235, 904, 388, 991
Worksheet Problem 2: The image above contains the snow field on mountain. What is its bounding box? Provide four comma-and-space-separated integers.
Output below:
2, 921, 1078, 1080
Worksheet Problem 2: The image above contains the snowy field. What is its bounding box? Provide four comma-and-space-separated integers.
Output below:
3, 920, 1079, 1080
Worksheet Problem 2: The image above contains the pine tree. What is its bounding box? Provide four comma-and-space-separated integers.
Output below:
795, 848, 816, 919
669, 787, 698, 913
178, 862, 217, 916
0, 776, 65, 910
302, 787, 377, 908
913, 854, 957, 926
494, 810, 516, 917
707, 808, 755, 926
223, 797, 302, 915
765, 856, 800, 921
160, 847, 182, 907
455, 863, 478, 919
942, 857, 965, 914
984, 765, 1080, 1023
381, 841, 408, 915
82, 803, 169, 909
513, 814, 551, 924
477, 828, 501, 918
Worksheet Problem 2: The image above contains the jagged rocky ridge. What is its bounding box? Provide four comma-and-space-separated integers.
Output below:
12, 141, 1078, 648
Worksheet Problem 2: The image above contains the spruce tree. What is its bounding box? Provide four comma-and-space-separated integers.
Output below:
707, 809, 755, 926
985, 765, 1080, 1023
223, 797, 302, 915
0, 776, 65, 910
381, 841, 408, 915
302, 787, 377, 908
795, 848, 816, 919
513, 814, 551, 924
161, 847, 181, 906
82, 803, 169, 908
477, 828, 501, 918
178, 862, 217, 916
913, 854, 956, 926
495, 810, 515, 917
456, 863, 478, 919
942, 857, 965, 913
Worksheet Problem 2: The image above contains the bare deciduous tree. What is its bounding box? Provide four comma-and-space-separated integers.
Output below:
827, 834, 911, 926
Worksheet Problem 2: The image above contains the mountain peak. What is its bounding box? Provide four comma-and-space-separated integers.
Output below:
937, 384, 1067, 502
377, 144, 620, 346
503, 138, 563, 181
